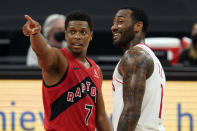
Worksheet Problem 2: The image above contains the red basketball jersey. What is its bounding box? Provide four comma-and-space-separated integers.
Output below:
42, 48, 102, 131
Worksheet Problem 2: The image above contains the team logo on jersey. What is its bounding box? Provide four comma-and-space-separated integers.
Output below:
50, 77, 97, 121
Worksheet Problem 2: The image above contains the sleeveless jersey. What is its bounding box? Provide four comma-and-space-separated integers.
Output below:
112, 44, 166, 131
42, 48, 102, 131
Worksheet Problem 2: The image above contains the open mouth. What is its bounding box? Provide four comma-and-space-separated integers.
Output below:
72, 43, 82, 48
113, 33, 121, 40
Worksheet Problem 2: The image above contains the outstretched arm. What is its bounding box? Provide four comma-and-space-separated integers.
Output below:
22, 15, 66, 72
117, 48, 151, 131
96, 67, 113, 131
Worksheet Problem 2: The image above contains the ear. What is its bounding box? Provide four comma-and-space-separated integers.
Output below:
90, 32, 93, 41
65, 31, 67, 41
134, 21, 143, 33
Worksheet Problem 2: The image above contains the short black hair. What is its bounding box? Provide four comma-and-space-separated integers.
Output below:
65, 10, 93, 31
120, 7, 149, 33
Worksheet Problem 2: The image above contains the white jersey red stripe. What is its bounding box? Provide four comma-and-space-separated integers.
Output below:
112, 44, 166, 131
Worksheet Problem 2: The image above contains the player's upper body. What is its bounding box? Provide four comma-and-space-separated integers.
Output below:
112, 44, 166, 131
43, 48, 102, 131
22, 10, 112, 131
111, 7, 166, 131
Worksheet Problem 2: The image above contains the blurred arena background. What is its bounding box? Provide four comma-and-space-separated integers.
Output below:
0, 0, 197, 131
0, 80, 197, 131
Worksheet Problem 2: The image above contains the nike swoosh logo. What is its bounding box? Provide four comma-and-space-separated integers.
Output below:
73, 67, 80, 70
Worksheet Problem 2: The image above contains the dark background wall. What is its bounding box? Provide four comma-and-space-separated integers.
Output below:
0, 0, 197, 32
0, 0, 197, 56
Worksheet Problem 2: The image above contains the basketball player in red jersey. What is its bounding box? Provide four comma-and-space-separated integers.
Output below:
22, 10, 112, 131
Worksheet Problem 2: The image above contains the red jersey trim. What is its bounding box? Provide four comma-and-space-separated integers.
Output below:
137, 43, 151, 48
113, 76, 123, 84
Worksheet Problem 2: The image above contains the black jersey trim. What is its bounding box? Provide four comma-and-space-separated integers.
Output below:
50, 76, 98, 121
43, 69, 68, 88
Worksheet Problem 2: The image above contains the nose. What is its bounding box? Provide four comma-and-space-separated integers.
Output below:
111, 24, 118, 33
73, 32, 81, 40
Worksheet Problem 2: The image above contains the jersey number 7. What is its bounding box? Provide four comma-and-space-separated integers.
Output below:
85, 104, 93, 125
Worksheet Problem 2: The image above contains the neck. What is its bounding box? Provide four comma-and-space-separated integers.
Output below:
123, 33, 145, 52
76, 55, 87, 63
65, 46, 87, 62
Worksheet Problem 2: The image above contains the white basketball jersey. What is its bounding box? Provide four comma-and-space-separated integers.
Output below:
112, 44, 166, 131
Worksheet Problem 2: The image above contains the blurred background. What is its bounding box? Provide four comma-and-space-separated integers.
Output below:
0, 0, 197, 131
0, 0, 197, 79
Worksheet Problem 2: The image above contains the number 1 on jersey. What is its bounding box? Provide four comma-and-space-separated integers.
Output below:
159, 84, 163, 119
85, 104, 93, 125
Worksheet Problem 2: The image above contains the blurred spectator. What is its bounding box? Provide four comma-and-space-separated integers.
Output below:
179, 23, 197, 66
26, 14, 66, 66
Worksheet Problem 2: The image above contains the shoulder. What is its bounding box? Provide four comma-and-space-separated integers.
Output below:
122, 46, 150, 67
95, 62, 103, 80
87, 57, 100, 70
119, 46, 154, 78
97, 65, 103, 77
86, 57, 103, 79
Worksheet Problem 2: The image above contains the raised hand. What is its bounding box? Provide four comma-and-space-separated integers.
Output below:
22, 15, 41, 36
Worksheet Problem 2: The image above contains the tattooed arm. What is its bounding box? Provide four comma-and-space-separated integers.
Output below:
117, 47, 153, 131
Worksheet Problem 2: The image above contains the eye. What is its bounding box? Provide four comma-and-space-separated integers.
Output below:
81, 30, 87, 35
118, 20, 124, 25
70, 30, 75, 34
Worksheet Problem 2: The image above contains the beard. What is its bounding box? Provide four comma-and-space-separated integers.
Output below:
113, 25, 135, 49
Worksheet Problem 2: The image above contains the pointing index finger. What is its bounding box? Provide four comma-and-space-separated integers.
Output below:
24, 15, 34, 24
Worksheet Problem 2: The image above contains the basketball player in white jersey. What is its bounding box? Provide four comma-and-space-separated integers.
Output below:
111, 7, 166, 131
